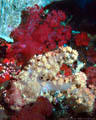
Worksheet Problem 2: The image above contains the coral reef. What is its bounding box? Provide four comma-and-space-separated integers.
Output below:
0, 2, 96, 120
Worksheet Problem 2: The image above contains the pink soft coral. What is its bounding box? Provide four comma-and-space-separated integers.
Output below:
4, 81, 25, 110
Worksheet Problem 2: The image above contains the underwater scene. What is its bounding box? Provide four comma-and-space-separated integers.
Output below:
0, 0, 96, 119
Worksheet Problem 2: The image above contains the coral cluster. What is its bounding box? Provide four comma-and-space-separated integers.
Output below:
3, 46, 95, 113
3, 46, 78, 108
8, 5, 71, 64
0, 57, 20, 84
0, 3, 96, 119
0, 38, 21, 84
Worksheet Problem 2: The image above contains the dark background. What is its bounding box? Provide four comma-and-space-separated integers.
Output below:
45, 0, 96, 34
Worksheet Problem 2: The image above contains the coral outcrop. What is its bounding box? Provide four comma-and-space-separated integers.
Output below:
3, 46, 95, 113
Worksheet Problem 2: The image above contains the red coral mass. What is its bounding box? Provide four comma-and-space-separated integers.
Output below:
11, 96, 53, 120
74, 32, 90, 46
85, 66, 96, 86
8, 5, 71, 65
60, 64, 72, 76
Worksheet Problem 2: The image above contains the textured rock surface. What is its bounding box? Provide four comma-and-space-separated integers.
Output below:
0, 0, 57, 38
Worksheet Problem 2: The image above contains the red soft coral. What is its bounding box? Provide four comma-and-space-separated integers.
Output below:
74, 32, 90, 46
86, 48, 96, 64
11, 96, 53, 120
0, 56, 21, 84
60, 64, 72, 76
11, 111, 45, 120
85, 66, 96, 86
32, 96, 53, 117
8, 5, 71, 65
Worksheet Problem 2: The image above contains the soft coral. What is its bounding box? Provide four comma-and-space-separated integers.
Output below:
11, 96, 53, 120
85, 66, 96, 86
9, 5, 71, 65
